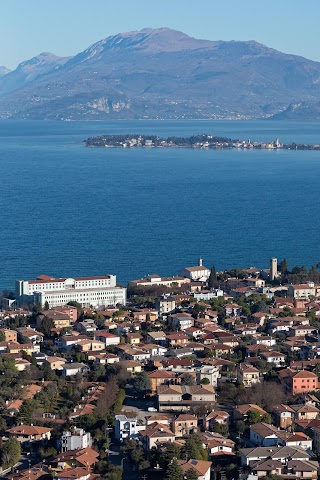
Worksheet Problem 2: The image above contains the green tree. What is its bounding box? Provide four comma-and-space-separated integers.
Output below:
261, 413, 272, 424
181, 373, 196, 386
44, 301, 50, 310
38, 447, 57, 458
32, 303, 42, 314
185, 468, 199, 480
251, 300, 269, 314
208, 265, 217, 289
42, 366, 58, 381
0, 331, 5, 342
191, 303, 205, 319
1, 437, 21, 469
279, 259, 289, 275
60, 327, 72, 336
247, 409, 262, 425
131, 372, 152, 398
200, 377, 210, 385
130, 445, 145, 465
17, 399, 39, 424
165, 459, 183, 480
94, 460, 109, 474
39, 316, 55, 336
105, 467, 122, 480
164, 443, 181, 464
235, 420, 246, 436
0, 416, 7, 434
138, 459, 150, 471
213, 422, 229, 437
184, 434, 208, 461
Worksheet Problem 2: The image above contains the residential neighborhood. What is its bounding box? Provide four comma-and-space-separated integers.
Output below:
1, 258, 320, 479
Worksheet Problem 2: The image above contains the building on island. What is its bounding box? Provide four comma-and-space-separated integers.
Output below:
15, 274, 126, 308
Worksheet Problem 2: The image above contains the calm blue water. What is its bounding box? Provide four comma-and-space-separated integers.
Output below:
1, 119, 320, 289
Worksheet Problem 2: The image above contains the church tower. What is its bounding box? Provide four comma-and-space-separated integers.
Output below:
270, 257, 278, 280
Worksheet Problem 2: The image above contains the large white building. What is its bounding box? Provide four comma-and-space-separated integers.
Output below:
16, 274, 126, 308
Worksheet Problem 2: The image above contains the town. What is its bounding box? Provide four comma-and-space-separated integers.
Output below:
1, 258, 320, 480
84, 134, 320, 151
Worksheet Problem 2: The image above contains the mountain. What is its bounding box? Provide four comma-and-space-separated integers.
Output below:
0, 52, 71, 97
1, 28, 320, 120
270, 101, 320, 120
0, 66, 11, 77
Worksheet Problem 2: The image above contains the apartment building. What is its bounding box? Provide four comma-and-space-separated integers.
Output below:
16, 274, 126, 308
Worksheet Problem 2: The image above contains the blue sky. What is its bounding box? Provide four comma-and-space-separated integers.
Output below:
1, 0, 319, 69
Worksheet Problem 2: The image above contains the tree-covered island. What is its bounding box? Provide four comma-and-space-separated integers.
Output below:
84, 133, 320, 150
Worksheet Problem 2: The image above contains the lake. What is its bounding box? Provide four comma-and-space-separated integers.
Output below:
1, 119, 320, 289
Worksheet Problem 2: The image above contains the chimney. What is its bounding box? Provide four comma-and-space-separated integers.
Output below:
198, 258, 203, 267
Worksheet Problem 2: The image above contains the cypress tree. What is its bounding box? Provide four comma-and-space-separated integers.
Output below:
208, 265, 217, 289
165, 459, 183, 480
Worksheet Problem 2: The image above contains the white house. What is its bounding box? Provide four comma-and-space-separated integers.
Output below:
58, 335, 91, 352
155, 295, 176, 314
179, 258, 210, 282
146, 331, 166, 345
62, 363, 89, 377
194, 289, 224, 301
170, 313, 194, 331
195, 365, 221, 387
76, 319, 97, 334
253, 336, 276, 347
60, 428, 92, 451
95, 331, 121, 346
115, 414, 145, 441
201, 432, 234, 456
261, 351, 286, 367
250, 423, 281, 447
249, 423, 312, 451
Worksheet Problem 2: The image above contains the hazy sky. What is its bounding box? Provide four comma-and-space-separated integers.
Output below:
1, 0, 319, 69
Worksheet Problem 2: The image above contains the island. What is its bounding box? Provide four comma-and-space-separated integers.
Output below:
84, 133, 320, 150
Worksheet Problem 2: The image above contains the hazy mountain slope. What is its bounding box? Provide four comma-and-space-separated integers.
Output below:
0, 52, 71, 97
270, 101, 320, 120
1, 28, 320, 119
0, 66, 11, 77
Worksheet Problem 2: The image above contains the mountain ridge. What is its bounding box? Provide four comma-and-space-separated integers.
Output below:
0, 66, 11, 77
1, 28, 320, 120
270, 101, 320, 120
0, 52, 71, 97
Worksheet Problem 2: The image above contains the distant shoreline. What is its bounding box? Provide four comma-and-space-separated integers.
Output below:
84, 134, 320, 151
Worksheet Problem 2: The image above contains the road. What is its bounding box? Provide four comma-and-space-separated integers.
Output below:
1, 454, 41, 477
